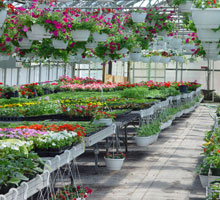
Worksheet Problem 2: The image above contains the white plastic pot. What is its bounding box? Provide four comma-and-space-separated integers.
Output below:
130, 52, 142, 62
158, 30, 167, 37
141, 57, 151, 63
199, 174, 208, 188
192, 8, 220, 29
85, 42, 98, 49
177, 56, 184, 63
197, 29, 220, 42
120, 56, 130, 62
183, 44, 195, 52
92, 32, 109, 42
52, 39, 68, 49
151, 55, 161, 62
104, 13, 114, 20
104, 157, 125, 171
0, 54, 10, 61
135, 134, 159, 147
160, 120, 172, 130
117, 48, 128, 54
18, 38, 33, 49
179, 1, 193, 13
160, 57, 170, 64
31, 24, 46, 35
27, 31, 43, 40
0, 10, 7, 27
202, 42, 219, 50
93, 118, 113, 126
71, 30, 90, 41
131, 12, 147, 23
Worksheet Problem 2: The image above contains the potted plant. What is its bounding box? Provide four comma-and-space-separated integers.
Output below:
150, 51, 161, 63
172, 0, 193, 13
0, 1, 7, 27
2, 85, 18, 99
135, 121, 160, 147
104, 152, 125, 170
208, 150, 220, 176
196, 157, 210, 188
93, 110, 114, 126
71, 15, 96, 41
131, 9, 147, 23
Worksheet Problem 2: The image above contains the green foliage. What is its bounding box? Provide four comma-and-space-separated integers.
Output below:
120, 87, 149, 99
137, 121, 160, 137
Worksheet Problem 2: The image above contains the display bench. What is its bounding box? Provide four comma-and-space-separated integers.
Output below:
0, 143, 84, 200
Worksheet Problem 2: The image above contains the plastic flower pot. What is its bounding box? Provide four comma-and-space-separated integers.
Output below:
117, 48, 128, 54
197, 29, 220, 42
199, 174, 208, 188
31, 24, 47, 35
93, 118, 113, 126
151, 56, 161, 63
27, 31, 43, 41
85, 42, 98, 49
160, 57, 170, 64
52, 39, 68, 49
104, 157, 125, 170
18, 38, 33, 49
179, 85, 189, 93
202, 42, 219, 50
0, 10, 7, 27
178, 1, 193, 13
104, 13, 114, 20
92, 32, 109, 42
71, 30, 90, 41
141, 57, 151, 63
131, 12, 147, 23
0, 54, 10, 61
130, 52, 142, 62
135, 134, 158, 147
192, 8, 220, 29
211, 167, 220, 176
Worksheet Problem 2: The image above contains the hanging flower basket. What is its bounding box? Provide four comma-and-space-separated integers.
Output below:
178, 56, 184, 63
52, 39, 68, 49
104, 13, 114, 21
151, 55, 161, 62
131, 12, 147, 23
199, 174, 208, 188
31, 24, 47, 35
130, 52, 142, 62
192, 8, 220, 29
93, 118, 113, 126
183, 44, 195, 52
0, 54, 10, 61
0, 9, 7, 27
27, 31, 43, 41
117, 48, 128, 54
135, 134, 158, 147
158, 30, 168, 37
85, 42, 98, 49
197, 29, 220, 42
71, 30, 90, 41
104, 157, 125, 170
178, 1, 193, 13
92, 32, 109, 42
160, 57, 170, 64
120, 56, 130, 62
18, 38, 33, 49
202, 42, 218, 50
141, 57, 151, 63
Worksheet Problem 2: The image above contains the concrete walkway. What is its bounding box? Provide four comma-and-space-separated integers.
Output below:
77, 105, 214, 200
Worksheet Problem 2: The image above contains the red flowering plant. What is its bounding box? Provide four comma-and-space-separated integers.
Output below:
19, 82, 44, 98
50, 185, 92, 200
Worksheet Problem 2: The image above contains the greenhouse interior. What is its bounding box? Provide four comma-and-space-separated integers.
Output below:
0, 0, 220, 199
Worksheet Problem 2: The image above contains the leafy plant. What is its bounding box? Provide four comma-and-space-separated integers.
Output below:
137, 121, 160, 137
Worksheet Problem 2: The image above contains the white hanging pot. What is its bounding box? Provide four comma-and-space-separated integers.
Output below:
158, 30, 167, 37
141, 56, 151, 63
177, 56, 184, 63
104, 13, 114, 21
158, 40, 165, 46
31, 24, 47, 35
27, 31, 43, 40
202, 42, 218, 50
178, 1, 193, 13
85, 42, 98, 49
0, 54, 10, 61
0, 10, 7, 27
18, 38, 33, 49
117, 48, 128, 54
130, 52, 142, 62
120, 56, 130, 62
92, 32, 109, 42
199, 174, 208, 188
151, 55, 161, 62
197, 29, 220, 42
131, 47, 142, 53
93, 118, 113, 126
135, 134, 158, 147
131, 12, 147, 23
183, 44, 195, 52
160, 57, 171, 63
71, 30, 90, 41
52, 39, 68, 49
104, 157, 125, 171
163, 35, 173, 42
192, 8, 220, 29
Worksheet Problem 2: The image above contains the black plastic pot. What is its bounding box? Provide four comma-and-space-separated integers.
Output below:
179, 85, 188, 93
43, 88, 50, 95
211, 167, 220, 176
34, 146, 71, 157
5, 91, 15, 99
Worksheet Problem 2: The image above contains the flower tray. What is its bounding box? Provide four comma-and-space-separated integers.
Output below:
115, 109, 132, 119
34, 145, 72, 157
